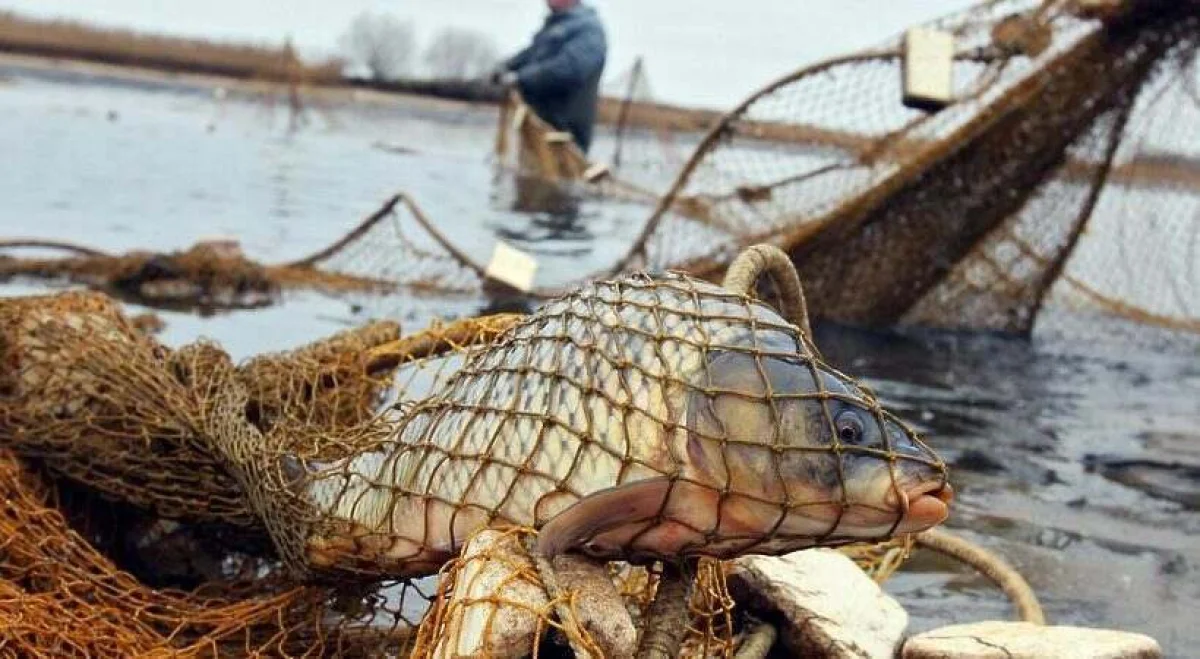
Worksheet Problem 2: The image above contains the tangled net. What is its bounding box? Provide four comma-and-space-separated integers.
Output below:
0, 289, 534, 656
0, 246, 990, 656
0, 294, 445, 654
0, 446, 437, 657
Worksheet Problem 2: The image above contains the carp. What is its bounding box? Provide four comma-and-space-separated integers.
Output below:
293, 273, 951, 576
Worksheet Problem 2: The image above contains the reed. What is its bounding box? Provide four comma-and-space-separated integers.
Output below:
0, 11, 343, 83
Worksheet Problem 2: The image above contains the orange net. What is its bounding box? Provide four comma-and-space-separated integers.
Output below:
0, 447, 429, 658
0, 292, 537, 657
1, 259, 944, 656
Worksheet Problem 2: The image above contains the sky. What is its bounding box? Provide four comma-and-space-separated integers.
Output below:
0, 1, 978, 108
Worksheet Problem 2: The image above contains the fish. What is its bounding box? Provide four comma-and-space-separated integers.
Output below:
292, 272, 950, 577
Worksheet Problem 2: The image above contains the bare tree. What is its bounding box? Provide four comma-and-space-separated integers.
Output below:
338, 12, 415, 81
422, 27, 500, 80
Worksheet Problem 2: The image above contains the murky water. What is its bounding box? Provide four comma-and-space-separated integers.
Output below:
815, 324, 1200, 655
2, 65, 1198, 657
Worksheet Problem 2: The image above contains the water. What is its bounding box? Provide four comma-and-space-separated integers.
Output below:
2, 65, 1198, 657
814, 324, 1200, 655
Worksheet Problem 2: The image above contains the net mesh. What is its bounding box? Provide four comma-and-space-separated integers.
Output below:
1, 270, 942, 656
0, 292, 533, 657
0, 447, 431, 657
6, 2, 1195, 338
286, 0, 1198, 339
611, 0, 1200, 339
252, 272, 946, 584
0, 291, 256, 526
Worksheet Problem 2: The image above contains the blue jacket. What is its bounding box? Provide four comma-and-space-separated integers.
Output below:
506, 5, 607, 153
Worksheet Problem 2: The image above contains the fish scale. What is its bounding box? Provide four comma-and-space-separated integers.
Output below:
308, 277, 781, 531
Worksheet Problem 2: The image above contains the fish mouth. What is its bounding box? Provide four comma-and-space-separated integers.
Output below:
897, 480, 954, 532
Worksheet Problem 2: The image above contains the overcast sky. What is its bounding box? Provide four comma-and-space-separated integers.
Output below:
1, 1, 977, 107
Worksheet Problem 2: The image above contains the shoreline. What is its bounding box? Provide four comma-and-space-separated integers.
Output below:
0, 45, 727, 133
0, 48, 865, 146
0, 51, 497, 116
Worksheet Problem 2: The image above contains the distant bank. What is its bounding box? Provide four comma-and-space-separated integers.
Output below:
0, 10, 734, 136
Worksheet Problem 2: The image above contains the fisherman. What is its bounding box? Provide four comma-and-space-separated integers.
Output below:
492, 0, 608, 153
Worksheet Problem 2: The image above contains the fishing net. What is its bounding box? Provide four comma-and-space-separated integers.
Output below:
0, 240, 281, 311
612, 0, 1200, 338
0, 290, 256, 526
0, 289, 533, 538
8, 1, 1195, 339
0, 447, 433, 657
280, 194, 489, 302
240, 271, 947, 583
0, 234, 400, 312
281, 0, 1199, 340
0, 293, 526, 657
1, 265, 950, 656
238, 319, 405, 434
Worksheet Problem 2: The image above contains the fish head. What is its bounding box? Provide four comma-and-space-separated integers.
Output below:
537, 325, 951, 561
535, 281, 948, 562
677, 344, 952, 557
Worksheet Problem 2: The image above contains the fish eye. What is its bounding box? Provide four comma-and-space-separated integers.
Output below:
834, 409, 866, 445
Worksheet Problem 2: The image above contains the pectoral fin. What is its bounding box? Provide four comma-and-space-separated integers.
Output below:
536, 477, 673, 557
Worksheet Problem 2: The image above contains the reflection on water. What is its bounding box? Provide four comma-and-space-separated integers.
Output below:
2, 66, 1199, 657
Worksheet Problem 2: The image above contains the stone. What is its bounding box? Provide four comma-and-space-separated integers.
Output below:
902, 621, 1162, 659
431, 532, 641, 659
552, 554, 638, 658
729, 548, 908, 658
433, 530, 549, 659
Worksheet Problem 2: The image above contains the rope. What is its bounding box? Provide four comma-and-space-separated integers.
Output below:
916, 528, 1046, 625
721, 243, 813, 339
634, 566, 692, 659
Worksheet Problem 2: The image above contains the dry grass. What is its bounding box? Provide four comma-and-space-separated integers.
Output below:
0, 11, 343, 83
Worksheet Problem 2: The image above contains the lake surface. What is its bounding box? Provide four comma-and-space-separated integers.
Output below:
1, 63, 1198, 657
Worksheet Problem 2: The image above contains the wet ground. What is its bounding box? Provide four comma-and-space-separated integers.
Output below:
2, 63, 1198, 656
